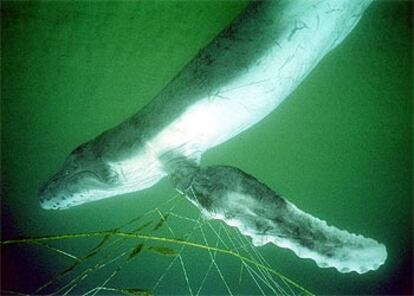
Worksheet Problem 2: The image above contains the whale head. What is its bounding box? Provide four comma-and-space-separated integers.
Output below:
39, 143, 121, 210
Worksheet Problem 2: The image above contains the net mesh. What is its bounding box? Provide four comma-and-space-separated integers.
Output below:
1, 194, 313, 296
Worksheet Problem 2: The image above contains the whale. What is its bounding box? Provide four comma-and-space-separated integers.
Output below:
39, 0, 387, 274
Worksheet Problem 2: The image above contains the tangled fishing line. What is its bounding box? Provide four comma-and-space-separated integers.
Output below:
1, 194, 313, 296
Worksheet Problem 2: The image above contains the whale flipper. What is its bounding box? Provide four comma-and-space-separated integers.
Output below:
167, 163, 387, 274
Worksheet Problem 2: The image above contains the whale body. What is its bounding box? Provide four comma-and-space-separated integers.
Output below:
39, 0, 387, 274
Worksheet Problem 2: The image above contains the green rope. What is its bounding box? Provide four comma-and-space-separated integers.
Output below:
1, 230, 314, 296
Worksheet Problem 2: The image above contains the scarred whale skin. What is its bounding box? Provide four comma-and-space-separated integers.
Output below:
38, 0, 389, 275
40, 0, 372, 210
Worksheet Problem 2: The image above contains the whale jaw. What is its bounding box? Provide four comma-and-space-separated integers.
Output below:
39, 166, 116, 210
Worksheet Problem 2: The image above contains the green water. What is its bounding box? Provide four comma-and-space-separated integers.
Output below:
1, 1, 412, 295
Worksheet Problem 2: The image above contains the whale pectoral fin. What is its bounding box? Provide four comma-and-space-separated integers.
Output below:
171, 165, 387, 274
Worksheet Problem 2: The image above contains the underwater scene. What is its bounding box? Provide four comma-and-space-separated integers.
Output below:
1, 0, 412, 295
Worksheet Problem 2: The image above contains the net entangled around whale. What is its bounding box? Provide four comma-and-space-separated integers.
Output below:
39, 0, 387, 274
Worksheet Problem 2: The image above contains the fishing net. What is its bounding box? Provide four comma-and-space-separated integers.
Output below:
1, 194, 313, 295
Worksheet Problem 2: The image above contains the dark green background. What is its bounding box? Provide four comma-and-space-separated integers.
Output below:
1, 0, 412, 295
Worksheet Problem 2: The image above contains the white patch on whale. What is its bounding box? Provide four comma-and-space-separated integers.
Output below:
39, 0, 387, 275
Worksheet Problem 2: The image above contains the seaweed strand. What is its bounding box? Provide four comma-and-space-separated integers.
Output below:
1, 230, 314, 296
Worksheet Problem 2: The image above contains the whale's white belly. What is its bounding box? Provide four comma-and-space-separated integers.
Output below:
146, 44, 305, 159
145, 0, 372, 161
110, 0, 372, 192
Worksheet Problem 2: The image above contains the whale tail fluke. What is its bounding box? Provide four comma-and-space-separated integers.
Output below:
167, 162, 387, 274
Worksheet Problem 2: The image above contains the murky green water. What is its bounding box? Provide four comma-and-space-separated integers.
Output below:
1, 1, 412, 295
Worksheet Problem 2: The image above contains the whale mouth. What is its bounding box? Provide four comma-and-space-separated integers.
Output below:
69, 170, 101, 184
39, 169, 110, 210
